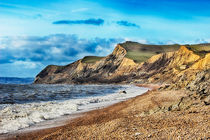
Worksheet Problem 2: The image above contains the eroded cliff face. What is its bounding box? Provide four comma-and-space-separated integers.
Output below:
140, 46, 210, 106
142, 46, 210, 87
34, 45, 140, 84
34, 43, 210, 87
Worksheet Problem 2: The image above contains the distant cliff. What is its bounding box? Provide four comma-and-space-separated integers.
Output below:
34, 41, 210, 87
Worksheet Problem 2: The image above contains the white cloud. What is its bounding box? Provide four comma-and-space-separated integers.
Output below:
13, 61, 41, 69
51, 47, 62, 54
0, 34, 123, 77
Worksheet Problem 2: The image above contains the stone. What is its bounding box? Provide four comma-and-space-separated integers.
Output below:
204, 96, 210, 105
119, 91, 127, 94
135, 132, 141, 136
180, 65, 187, 70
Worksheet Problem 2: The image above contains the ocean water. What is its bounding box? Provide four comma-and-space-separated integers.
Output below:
0, 84, 148, 134
0, 77, 34, 84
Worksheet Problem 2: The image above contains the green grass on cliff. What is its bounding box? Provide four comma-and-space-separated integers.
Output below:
126, 51, 155, 63
81, 42, 210, 64
120, 41, 180, 63
81, 56, 104, 63
121, 41, 210, 63
186, 44, 210, 57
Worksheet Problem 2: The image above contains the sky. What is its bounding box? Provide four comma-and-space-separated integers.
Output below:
1, 0, 210, 77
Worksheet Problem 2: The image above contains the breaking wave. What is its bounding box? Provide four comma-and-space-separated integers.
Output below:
0, 84, 148, 134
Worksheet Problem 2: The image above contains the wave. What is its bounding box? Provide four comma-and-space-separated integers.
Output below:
0, 84, 148, 134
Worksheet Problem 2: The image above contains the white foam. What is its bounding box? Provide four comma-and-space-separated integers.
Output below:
0, 85, 148, 134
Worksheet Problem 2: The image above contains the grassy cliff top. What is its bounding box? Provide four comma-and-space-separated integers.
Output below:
81, 56, 104, 63
120, 41, 210, 63
120, 41, 180, 63
186, 44, 210, 57
81, 42, 210, 64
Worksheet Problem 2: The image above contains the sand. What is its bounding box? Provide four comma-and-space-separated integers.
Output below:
1, 85, 210, 140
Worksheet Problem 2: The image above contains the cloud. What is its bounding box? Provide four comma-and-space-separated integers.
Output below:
116, 20, 140, 28
0, 34, 124, 77
194, 38, 209, 44
13, 61, 41, 69
53, 18, 104, 26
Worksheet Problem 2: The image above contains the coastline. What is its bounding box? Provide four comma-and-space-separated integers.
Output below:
0, 84, 149, 139
136, 84, 161, 91
1, 84, 209, 139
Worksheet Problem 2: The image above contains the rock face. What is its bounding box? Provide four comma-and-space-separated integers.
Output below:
186, 69, 210, 105
34, 42, 210, 87
141, 45, 210, 86
34, 45, 140, 84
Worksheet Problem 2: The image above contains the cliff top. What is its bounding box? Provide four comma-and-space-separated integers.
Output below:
78, 41, 210, 64
119, 41, 180, 63
81, 56, 104, 63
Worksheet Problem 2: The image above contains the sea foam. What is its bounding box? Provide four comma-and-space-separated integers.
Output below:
0, 84, 148, 134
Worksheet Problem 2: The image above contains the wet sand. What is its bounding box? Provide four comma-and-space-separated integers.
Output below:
1, 85, 210, 140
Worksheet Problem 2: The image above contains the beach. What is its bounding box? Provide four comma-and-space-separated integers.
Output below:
2, 85, 209, 140
0, 84, 147, 139
1, 0, 210, 139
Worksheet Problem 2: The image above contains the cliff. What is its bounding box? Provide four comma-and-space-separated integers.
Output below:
34, 42, 210, 86
141, 46, 209, 84
34, 44, 138, 84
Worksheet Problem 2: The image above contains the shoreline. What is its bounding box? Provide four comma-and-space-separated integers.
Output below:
0, 84, 150, 140
136, 84, 161, 91
2, 92, 151, 140
1, 84, 209, 139
0, 112, 83, 138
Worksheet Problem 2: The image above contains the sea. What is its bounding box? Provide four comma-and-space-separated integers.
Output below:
0, 77, 148, 134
